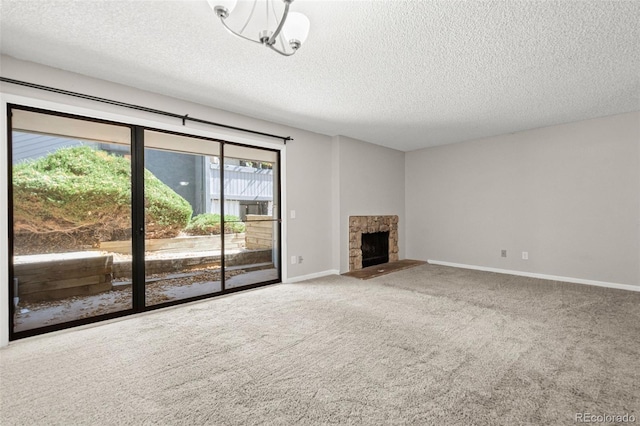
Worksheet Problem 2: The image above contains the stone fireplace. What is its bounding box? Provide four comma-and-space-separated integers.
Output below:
349, 215, 398, 271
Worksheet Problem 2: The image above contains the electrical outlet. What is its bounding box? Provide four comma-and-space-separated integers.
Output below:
290, 210, 296, 219
291, 255, 298, 264
522, 251, 528, 260
501, 250, 507, 258
298, 256, 304, 264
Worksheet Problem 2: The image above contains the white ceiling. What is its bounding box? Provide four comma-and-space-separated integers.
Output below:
1, 0, 638, 151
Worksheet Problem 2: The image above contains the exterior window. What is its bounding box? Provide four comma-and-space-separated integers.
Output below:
8, 106, 281, 339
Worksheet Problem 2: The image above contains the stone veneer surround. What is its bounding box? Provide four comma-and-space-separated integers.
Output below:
349, 215, 399, 271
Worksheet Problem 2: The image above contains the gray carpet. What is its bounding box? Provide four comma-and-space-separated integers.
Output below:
1, 264, 639, 425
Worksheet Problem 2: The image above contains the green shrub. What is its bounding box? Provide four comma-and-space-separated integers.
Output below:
185, 213, 246, 235
13, 146, 192, 246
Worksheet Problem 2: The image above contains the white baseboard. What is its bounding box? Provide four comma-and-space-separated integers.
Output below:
427, 260, 640, 293
284, 270, 340, 284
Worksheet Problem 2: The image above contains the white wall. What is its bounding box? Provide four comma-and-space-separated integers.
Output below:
406, 112, 640, 287
0, 55, 337, 346
334, 135, 405, 273
285, 132, 334, 277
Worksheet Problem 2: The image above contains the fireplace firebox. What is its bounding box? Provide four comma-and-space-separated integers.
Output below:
361, 231, 389, 268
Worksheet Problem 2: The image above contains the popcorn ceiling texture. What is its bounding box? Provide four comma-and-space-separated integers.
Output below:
0, 1, 638, 151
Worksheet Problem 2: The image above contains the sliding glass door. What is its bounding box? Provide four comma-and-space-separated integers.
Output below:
10, 108, 134, 333
8, 106, 281, 339
222, 145, 280, 289
143, 130, 223, 306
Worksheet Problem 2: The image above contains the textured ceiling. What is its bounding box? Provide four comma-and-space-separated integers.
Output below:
1, 0, 638, 151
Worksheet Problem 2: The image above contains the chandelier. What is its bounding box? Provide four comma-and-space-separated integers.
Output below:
208, 0, 310, 56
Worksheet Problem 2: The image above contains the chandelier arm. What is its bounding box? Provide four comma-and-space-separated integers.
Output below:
239, 0, 259, 35
266, 43, 295, 57
270, 0, 287, 52
267, 1, 290, 45
219, 17, 263, 45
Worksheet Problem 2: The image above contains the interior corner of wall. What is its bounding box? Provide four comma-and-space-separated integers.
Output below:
330, 136, 342, 271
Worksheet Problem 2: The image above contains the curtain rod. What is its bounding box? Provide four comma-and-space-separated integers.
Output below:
0, 77, 293, 143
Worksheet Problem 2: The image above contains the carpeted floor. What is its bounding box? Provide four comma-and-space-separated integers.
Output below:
1, 264, 639, 425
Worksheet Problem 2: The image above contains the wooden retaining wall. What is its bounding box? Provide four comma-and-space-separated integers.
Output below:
14, 248, 272, 301
245, 215, 274, 250
112, 249, 272, 278
14, 252, 113, 302
94, 234, 246, 255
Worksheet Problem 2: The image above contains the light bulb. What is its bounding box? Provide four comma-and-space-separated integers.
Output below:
207, 0, 237, 17
283, 12, 310, 45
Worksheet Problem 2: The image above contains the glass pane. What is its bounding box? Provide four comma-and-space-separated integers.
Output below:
222, 146, 280, 289
11, 110, 133, 333
144, 131, 222, 306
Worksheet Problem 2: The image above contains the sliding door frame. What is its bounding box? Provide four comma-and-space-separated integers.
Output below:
6, 104, 282, 341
